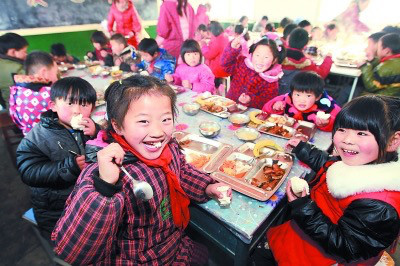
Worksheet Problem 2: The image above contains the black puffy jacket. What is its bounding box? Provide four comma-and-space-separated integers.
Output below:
16, 110, 96, 234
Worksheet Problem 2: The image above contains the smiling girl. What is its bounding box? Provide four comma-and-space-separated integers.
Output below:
52, 75, 230, 265
165, 39, 215, 93
221, 36, 286, 109
262, 95, 400, 265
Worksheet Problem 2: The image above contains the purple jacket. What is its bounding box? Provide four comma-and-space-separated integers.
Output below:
157, 0, 195, 59
172, 63, 215, 93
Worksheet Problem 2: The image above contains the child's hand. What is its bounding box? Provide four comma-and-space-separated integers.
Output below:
286, 179, 308, 202
75, 155, 86, 171
315, 117, 329, 127
98, 143, 125, 185
81, 118, 96, 136
284, 137, 302, 153
205, 183, 232, 199
164, 74, 173, 83
272, 101, 285, 111
238, 93, 251, 104
231, 37, 241, 49
182, 80, 192, 89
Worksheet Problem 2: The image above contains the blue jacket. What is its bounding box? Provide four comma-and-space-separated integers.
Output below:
136, 48, 176, 80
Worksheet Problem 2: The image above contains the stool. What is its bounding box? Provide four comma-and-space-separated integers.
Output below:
0, 112, 23, 166
22, 209, 70, 266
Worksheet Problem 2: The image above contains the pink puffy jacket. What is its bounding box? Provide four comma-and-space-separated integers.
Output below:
107, 2, 141, 36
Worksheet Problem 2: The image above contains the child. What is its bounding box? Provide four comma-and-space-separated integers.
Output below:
281, 28, 333, 79
107, 0, 142, 48
135, 38, 176, 80
194, 24, 209, 43
50, 43, 80, 64
298, 19, 312, 34
16, 76, 98, 240
263, 71, 341, 131
108, 33, 140, 72
252, 15, 269, 33
86, 30, 112, 64
361, 33, 400, 97
221, 36, 286, 110
0, 33, 28, 109
165, 39, 215, 93
194, 3, 210, 31
281, 23, 298, 47
234, 24, 250, 58
265, 95, 400, 265
364, 31, 385, 62
9, 51, 58, 135
52, 75, 231, 265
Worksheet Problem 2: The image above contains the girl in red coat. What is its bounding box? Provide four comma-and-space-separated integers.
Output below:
259, 95, 400, 265
221, 36, 286, 109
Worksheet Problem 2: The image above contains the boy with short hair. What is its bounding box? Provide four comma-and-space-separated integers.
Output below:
135, 38, 176, 80
108, 33, 140, 71
9, 51, 59, 135
50, 43, 79, 64
16, 76, 98, 240
263, 71, 341, 132
0, 33, 28, 109
364, 32, 386, 61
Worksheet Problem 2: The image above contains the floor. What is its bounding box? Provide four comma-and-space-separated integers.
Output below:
0, 134, 399, 265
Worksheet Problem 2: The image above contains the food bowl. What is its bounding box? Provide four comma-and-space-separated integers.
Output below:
228, 113, 250, 126
182, 103, 200, 116
74, 64, 86, 70
235, 127, 260, 142
199, 121, 221, 138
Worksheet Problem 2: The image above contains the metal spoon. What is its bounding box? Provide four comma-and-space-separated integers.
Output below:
120, 165, 153, 201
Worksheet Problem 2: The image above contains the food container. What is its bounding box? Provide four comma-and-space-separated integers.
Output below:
235, 127, 260, 142
228, 113, 250, 126
182, 103, 200, 116
199, 121, 221, 138
74, 64, 86, 70
258, 122, 296, 139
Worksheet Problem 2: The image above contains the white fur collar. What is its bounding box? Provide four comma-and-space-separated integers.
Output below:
326, 160, 400, 199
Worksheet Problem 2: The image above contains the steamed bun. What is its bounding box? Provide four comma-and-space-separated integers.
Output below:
290, 176, 309, 197
70, 114, 84, 130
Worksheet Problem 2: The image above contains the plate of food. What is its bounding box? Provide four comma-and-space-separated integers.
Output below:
257, 122, 296, 139
195, 94, 235, 118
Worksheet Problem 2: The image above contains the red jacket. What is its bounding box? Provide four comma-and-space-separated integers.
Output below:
202, 33, 230, 78
282, 47, 333, 78
107, 2, 141, 36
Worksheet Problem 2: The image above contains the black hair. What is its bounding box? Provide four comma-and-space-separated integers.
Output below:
24, 51, 54, 75
0, 33, 28, 55
180, 39, 202, 66
280, 17, 293, 28
368, 31, 386, 42
298, 20, 311, 28
290, 71, 324, 97
249, 37, 286, 65
105, 75, 177, 134
265, 23, 275, 32
239, 16, 248, 24
177, 0, 188, 16
261, 16, 269, 21
197, 24, 207, 32
380, 33, 400, 54
333, 95, 400, 163
110, 33, 127, 46
382, 26, 400, 35
51, 76, 97, 106
288, 28, 309, 49
138, 38, 159, 56
234, 25, 250, 41
50, 43, 67, 57
283, 23, 298, 40
208, 21, 224, 37
91, 31, 109, 47
326, 23, 337, 31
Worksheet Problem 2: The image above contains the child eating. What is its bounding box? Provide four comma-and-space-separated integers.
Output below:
263, 71, 341, 131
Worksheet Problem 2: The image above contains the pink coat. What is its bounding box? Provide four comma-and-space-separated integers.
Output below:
202, 33, 230, 78
107, 2, 141, 36
172, 63, 215, 93
157, 0, 196, 59
194, 4, 210, 30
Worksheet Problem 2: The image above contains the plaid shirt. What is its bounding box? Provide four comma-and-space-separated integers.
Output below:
52, 142, 214, 265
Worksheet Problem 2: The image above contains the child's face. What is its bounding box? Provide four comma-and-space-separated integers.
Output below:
292, 90, 319, 111
114, 94, 174, 160
139, 51, 156, 63
184, 52, 200, 67
311, 28, 322, 41
13, 46, 28, 60
333, 128, 379, 166
52, 55, 67, 64
110, 40, 125, 55
50, 96, 94, 129
251, 45, 275, 73
365, 38, 378, 60
93, 42, 102, 50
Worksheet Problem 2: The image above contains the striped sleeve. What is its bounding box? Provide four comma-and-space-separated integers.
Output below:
51, 163, 125, 265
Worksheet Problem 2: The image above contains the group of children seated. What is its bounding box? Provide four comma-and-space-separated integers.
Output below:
0, 16, 399, 265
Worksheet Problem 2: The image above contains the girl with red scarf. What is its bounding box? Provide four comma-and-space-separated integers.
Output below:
52, 76, 231, 265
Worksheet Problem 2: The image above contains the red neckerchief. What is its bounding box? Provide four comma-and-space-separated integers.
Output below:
380, 54, 400, 63
111, 132, 190, 229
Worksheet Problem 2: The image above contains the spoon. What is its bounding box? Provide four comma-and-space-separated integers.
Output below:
120, 165, 153, 201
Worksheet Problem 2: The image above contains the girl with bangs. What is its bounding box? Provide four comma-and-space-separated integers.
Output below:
257, 95, 400, 265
